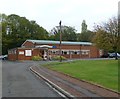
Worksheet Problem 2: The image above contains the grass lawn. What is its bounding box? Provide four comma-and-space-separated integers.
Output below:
43, 59, 118, 91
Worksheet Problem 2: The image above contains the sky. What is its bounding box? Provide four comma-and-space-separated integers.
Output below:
0, 0, 119, 33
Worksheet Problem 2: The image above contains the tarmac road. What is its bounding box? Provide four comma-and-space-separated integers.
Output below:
2, 61, 61, 97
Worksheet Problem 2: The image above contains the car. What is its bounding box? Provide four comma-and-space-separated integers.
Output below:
0, 55, 8, 60
109, 53, 120, 58
100, 53, 109, 58
0, 55, 3, 60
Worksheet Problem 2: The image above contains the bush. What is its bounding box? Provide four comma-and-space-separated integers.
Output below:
52, 56, 67, 60
32, 55, 43, 61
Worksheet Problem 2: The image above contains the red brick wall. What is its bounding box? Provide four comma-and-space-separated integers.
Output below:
46, 44, 98, 58
8, 42, 101, 60
8, 54, 17, 60
8, 48, 43, 60
22, 41, 34, 48
89, 46, 99, 58
17, 49, 28, 60
17, 48, 41, 60
8, 48, 17, 60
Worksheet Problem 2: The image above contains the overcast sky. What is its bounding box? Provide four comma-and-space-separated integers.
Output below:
0, 0, 119, 33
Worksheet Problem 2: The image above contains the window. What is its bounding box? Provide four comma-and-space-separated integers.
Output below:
56, 51, 59, 54
74, 51, 77, 54
85, 51, 89, 55
19, 51, 24, 55
50, 50, 59, 55
77, 51, 81, 54
14, 50, 16, 54
82, 51, 89, 55
25, 50, 32, 56
53, 51, 56, 54
71, 51, 75, 54
8, 51, 11, 54
67, 51, 69, 54
64, 51, 67, 55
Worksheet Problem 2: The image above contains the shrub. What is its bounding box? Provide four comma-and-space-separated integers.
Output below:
52, 55, 67, 60
32, 55, 42, 61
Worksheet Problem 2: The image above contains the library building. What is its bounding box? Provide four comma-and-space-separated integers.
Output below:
8, 40, 103, 60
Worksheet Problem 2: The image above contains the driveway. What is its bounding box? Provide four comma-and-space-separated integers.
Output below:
2, 60, 61, 97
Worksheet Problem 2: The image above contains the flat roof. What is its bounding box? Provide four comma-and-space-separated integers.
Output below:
24, 39, 92, 46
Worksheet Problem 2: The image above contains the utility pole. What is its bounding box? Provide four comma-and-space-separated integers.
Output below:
59, 20, 62, 62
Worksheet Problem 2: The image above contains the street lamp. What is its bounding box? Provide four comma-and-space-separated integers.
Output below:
59, 21, 62, 62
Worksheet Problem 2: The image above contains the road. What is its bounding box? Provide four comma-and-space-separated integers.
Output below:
2, 61, 61, 97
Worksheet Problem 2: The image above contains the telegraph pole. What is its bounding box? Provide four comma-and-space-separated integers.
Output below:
59, 21, 62, 62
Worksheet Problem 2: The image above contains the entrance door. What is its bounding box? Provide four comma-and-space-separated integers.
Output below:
40, 49, 48, 60
43, 49, 48, 60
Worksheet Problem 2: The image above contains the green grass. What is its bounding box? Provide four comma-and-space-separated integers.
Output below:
43, 60, 118, 91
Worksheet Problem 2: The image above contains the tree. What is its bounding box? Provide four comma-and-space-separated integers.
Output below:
77, 20, 95, 42
77, 30, 95, 42
50, 26, 77, 41
29, 20, 49, 40
0, 14, 2, 55
1, 14, 49, 55
93, 17, 120, 59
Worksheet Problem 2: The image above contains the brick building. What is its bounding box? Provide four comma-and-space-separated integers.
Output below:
8, 40, 103, 60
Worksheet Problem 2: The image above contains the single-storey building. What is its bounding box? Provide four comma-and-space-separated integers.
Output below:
8, 39, 103, 60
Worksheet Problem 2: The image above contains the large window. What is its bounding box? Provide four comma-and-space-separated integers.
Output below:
25, 50, 32, 56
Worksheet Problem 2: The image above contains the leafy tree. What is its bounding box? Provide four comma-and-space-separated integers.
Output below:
50, 26, 77, 41
0, 31, 1, 55
29, 21, 49, 40
77, 20, 95, 42
1, 14, 49, 55
78, 30, 95, 42
93, 17, 120, 59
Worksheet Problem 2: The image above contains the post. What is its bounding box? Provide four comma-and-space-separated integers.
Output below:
59, 21, 62, 62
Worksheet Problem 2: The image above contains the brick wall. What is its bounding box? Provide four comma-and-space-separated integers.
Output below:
22, 41, 34, 48
8, 41, 101, 60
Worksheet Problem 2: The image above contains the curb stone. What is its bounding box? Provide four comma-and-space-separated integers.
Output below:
30, 66, 75, 99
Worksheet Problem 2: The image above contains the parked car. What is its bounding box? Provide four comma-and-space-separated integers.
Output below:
100, 53, 109, 58
0, 55, 3, 60
109, 53, 120, 58
0, 55, 8, 60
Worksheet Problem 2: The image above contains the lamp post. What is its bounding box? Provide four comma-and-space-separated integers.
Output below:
59, 21, 62, 62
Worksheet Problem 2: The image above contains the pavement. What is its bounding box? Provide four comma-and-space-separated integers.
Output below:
2, 60, 62, 97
